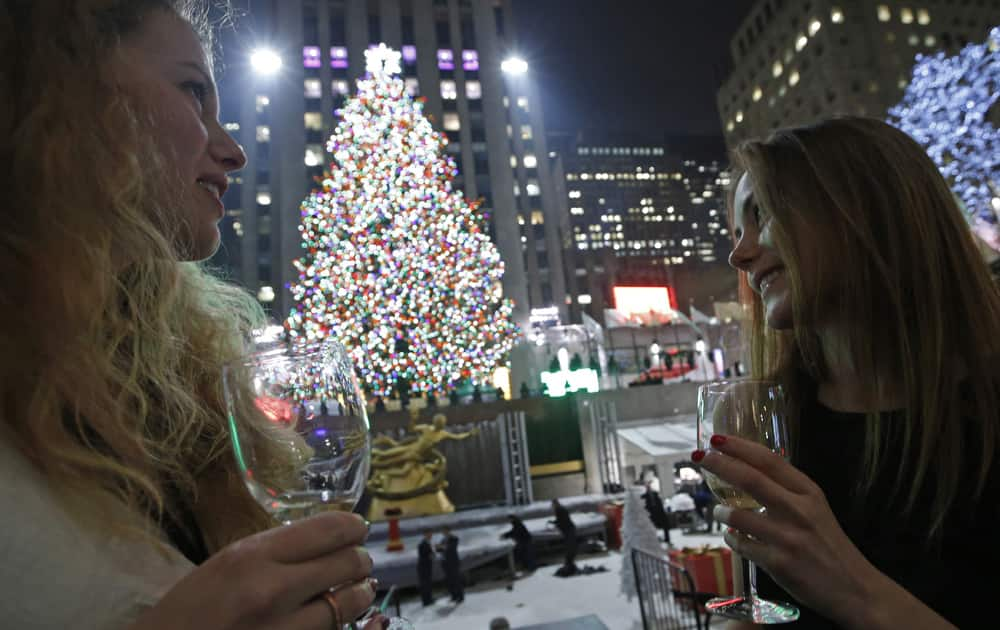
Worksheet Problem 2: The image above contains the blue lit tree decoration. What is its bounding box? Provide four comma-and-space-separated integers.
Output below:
888, 26, 1000, 252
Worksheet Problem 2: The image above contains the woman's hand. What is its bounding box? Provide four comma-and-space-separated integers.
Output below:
132, 511, 384, 630
694, 435, 886, 628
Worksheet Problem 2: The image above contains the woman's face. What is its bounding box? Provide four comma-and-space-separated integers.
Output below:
729, 172, 794, 330
114, 10, 246, 261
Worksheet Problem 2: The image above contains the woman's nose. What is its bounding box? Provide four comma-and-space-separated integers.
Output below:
728, 233, 757, 271
211, 124, 247, 172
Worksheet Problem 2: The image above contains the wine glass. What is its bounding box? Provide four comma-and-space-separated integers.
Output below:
696, 378, 799, 624
223, 338, 413, 629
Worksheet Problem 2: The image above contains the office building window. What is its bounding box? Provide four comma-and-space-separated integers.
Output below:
461, 50, 479, 71
330, 46, 348, 69
304, 78, 321, 98
255, 94, 269, 113
900, 8, 914, 24
443, 112, 461, 131
437, 49, 454, 70
831, 7, 844, 23
256, 188, 271, 205
304, 112, 322, 130
465, 80, 482, 99
523, 154, 537, 168
303, 46, 321, 68
304, 144, 324, 167
435, 20, 451, 46
332, 79, 350, 96
405, 78, 419, 97
440, 80, 458, 99
402, 45, 417, 64
917, 9, 930, 25
877, 5, 891, 22
257, 286, 275, 303
520, 124, 533, 140
526, 179, 540, 196
256, 125, 270, 142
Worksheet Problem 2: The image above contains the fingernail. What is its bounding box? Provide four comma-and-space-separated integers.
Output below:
691, 449, 706, 462
713, 504, 732, 523
368, 577, 380, 591
358, 546, 373, 570
710, 434, 727, 447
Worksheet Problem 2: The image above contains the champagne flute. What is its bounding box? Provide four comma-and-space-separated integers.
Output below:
696, 378, 799, 624
223, 338, 413, 629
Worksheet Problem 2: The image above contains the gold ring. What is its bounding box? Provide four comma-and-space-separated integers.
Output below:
322, 591, 342, 628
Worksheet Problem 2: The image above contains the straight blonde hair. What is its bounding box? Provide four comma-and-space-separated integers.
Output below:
729, 117, 1000, 542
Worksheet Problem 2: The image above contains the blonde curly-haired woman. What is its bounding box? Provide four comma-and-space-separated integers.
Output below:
1, 2, 382, 628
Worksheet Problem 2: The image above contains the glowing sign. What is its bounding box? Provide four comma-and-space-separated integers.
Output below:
612, 286, 677, 317
540, 368, 600, 397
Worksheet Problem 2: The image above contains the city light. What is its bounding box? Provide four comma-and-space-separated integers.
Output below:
501, 56, 529, 75
250, 48, 282, 75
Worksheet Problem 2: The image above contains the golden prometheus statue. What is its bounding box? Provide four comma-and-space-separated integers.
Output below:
366, 410, 477, 520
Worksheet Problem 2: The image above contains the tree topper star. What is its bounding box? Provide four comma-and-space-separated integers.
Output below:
365, 43, 402, 77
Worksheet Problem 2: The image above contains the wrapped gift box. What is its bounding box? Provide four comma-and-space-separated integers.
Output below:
667, 546, 734, 609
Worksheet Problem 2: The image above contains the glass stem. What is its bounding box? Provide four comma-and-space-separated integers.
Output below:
747, 559, 758, 601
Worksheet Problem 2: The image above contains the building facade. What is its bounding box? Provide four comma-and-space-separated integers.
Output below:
555, 136, 736, 322
717, 0, 1000, 147
213, 0, 569, 335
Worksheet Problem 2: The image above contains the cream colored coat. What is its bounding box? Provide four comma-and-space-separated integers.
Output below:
0, 437, 193, 629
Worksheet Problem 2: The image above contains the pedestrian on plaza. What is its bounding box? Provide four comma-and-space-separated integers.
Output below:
501, 514, 537, 572
549, 499, 579, 575
644, 470, 661, 494
696, 116, 1000, 628
693, 479, 717, 533
417, 530, 435, 606
0, 3, 382, 629
437, 527, 465, 603
641, 483, 672, 547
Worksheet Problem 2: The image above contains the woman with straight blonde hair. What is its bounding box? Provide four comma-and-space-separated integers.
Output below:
694, 116, 1000, 628
0, 1, 384, 628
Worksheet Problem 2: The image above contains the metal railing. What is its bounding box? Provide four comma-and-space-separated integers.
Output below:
632, 548, 713, 630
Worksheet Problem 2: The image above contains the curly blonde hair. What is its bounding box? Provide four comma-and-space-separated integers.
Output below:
0, 0, 288, 554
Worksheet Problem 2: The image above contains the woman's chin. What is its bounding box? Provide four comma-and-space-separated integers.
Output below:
764, 297, 794, 330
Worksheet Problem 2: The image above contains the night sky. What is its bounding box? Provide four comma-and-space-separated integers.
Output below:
510, 1, 757, 140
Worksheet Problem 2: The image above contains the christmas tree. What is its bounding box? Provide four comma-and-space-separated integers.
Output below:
620, 486, 664, 601
887, 27, 1000, 250
286, 45, 518, 397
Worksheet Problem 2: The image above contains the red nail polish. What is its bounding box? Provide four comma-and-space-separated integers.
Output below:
710, 434, 728, 447
691, 449, 706, 462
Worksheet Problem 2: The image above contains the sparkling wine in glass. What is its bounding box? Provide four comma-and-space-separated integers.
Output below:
696, 378, 799, 624
223, 339, 413, 629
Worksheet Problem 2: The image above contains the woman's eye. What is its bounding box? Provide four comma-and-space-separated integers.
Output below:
753, 203, 770, 227
181, 81, 207, 107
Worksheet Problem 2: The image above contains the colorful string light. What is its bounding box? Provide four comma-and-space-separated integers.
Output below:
888, 27, 1000, 249
286, 45, 518, 397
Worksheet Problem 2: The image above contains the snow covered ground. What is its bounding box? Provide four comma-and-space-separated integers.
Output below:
393, 527, 726, 630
